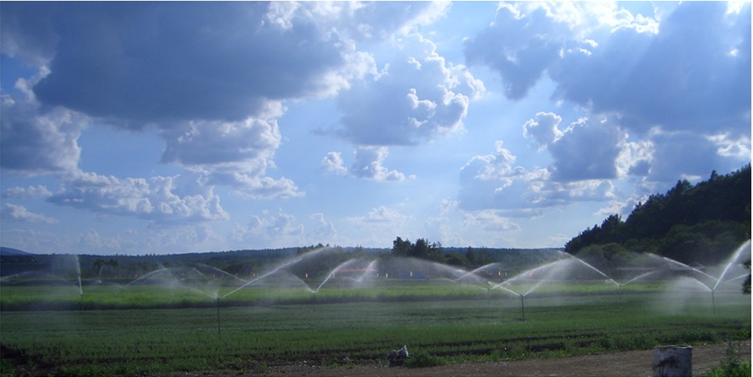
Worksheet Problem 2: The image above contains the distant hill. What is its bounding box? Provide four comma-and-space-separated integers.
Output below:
0, 247, 34, 256
565, 164, 751, 265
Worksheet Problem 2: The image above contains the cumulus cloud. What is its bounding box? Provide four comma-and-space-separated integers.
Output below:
213, 173, 303, 200
350, 147, 409, 181
159, 117, 303, 199
1, 76, 87, 174
466, 1, 750, 137
551, 2, 750, 135
1, 2, 450, 127
647, 130, 721, 182
463, 210, 521, 232
310, 213, 337, 241
1, 203, 58, 224
322, 147, 416, 181
47, 170, 228, 225
231, 209, 305, 248
466, 1, 750, 190
321, 152, 348, 176
1, 2, 353, 125
523, 112, 564, 150
709, 133, 752, 161
464, 2, 663, 102
160, 118, 281, 168
2, 185, 52, 199
1, 2, 458, 201
348, 205, 408, 226
336, 33, 483, 146
292, 2, 450, 42
464, 3, 569, 100
458, 142, 550, 212
458, 140, 618, 213
547, 116, 624, 181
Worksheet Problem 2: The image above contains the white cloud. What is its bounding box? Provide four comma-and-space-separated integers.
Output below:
615, 137, 653, 177
548, 116, 624, 181
160, 118, 281, 169
47, 170, 228, 225
2, 185, 52, 199
300, 2, 451, 42
349, 205, 408, 226
321, 151, 348, 176
523, 112, 564, 150
708, 133, 752, 161
310, 213, 337, 241
336, 33, 483, 146
1, 77, 87, 174
232, 209, 304, 248
3, 2, 361, 125
458, 139, 619, 214
159, 117, 304, 199
1, 203, 58, 224
458, 142, 552, 212
465, 2, 661, 101
467, 1, 750, 186
463, 210, 521, 232
215, 173, 303, 200
1, 2, 450, 127
549, 2, 750, 136
350, 147, 409, 181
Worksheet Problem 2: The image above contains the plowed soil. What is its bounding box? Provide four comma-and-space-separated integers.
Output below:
231, 341, 750, 377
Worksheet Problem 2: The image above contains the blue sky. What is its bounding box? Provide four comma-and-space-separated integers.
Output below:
1, 1, 750, 255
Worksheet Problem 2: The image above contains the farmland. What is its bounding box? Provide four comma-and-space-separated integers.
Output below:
1, 283, 749, 376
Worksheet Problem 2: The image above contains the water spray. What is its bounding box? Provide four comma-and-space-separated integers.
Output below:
77, 259, 84, 310
216, 297, 222, 339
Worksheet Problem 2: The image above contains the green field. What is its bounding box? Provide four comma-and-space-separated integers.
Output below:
1, 281, 750, 376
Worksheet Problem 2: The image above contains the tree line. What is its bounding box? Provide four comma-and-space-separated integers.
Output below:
564, 165, 751, 292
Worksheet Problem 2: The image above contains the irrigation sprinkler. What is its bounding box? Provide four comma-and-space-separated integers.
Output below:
216, 297, 222, 339
711, 290, 716, 314
520, 294, 526, 322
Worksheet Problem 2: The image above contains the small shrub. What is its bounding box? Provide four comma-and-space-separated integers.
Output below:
404, 350, 445, 368
705, 342, 751, 377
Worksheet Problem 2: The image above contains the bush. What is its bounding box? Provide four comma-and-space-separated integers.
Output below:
404, 350, 445, 368
704, 343, 751, 377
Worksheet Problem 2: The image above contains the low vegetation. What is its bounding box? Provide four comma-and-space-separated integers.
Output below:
1, 290, 749, 376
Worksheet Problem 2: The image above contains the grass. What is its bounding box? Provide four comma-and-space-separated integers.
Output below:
1, 287, 749, 376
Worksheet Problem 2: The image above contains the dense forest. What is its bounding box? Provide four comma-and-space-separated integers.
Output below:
565, 164, 751, 266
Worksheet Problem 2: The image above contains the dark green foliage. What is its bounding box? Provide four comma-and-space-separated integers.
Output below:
704, 343, 751, 377
404, 350, 446, 368
391, 237, 445, 263
566, 165, 751, 265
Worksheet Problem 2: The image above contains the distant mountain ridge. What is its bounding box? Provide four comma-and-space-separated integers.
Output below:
0, 247, 34, 256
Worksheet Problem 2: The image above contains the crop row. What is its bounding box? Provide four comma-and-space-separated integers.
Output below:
1, 291, 749, 376
0, 279, 673, 311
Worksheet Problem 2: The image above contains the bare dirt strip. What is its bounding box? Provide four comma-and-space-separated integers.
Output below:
167, 341, 750, 377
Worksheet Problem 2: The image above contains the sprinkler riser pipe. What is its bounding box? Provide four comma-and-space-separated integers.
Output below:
216, 298, 222, 339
